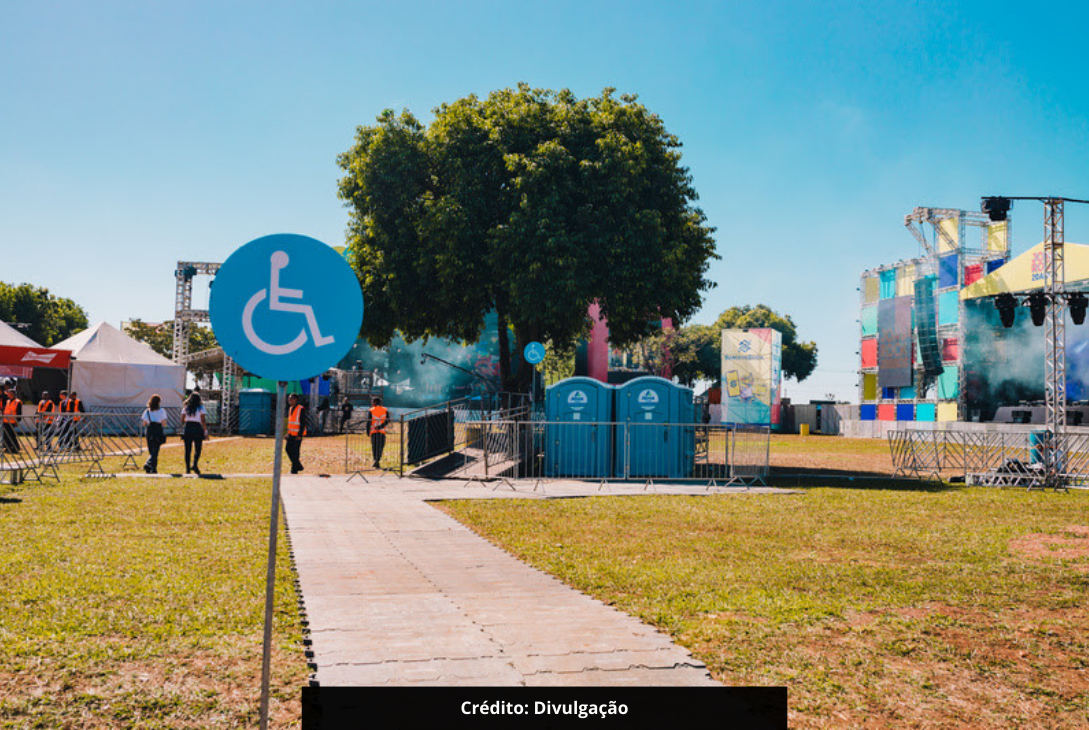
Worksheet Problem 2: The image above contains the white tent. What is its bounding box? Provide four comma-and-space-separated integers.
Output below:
0, 320, 41, 347
51, 322, 185, 409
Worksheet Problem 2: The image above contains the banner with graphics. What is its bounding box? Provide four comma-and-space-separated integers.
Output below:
721, 329, 782, 426
878, 296, 913, 387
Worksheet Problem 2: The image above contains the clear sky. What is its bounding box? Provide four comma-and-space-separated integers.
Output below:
2, 1, 1087, 401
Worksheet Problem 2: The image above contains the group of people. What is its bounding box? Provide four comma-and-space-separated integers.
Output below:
139, 391, 208, 474
0, 384, 86, 455
282, 395, 387, 474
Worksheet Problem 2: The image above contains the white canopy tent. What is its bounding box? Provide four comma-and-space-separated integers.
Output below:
0, 320, 41, 347
51, 322, 185, 409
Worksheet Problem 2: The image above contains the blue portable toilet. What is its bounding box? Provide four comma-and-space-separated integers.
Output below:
238, 388, 275, 435
544, 377, 613, 477
615, 376, 695, 479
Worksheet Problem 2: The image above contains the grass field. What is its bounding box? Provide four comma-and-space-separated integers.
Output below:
4, 433, 1088, 728
442, 485, 1089, 728
0, 475, 306, 729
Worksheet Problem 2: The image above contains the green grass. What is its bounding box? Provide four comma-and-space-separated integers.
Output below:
0, 476, 306, 729
442, 486, 1089, 728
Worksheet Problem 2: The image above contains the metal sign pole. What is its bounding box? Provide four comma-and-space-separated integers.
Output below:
259, 380, 287, 730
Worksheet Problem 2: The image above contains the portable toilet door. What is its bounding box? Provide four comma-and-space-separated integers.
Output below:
544, 377, 612, 477
616, 376, 677, 478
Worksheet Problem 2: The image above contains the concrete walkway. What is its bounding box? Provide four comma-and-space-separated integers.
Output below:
281, 475, 790, 686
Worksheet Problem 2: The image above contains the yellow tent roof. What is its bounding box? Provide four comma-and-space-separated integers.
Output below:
961, 241, 1089, 299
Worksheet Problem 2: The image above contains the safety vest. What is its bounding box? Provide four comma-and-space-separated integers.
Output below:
369, 405, 388, 435
63, 398, 82, 422
288, 404, 306, 437
3, 398, 21, 425
37, 399, 55, 425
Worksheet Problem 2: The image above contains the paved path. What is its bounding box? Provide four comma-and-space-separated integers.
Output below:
281, 475, 792, 686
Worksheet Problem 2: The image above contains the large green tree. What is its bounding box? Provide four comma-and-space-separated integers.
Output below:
125, 320, 217, 359
0, 282, 88, 346
338, 84, 718, 391
634, 305, 818, 386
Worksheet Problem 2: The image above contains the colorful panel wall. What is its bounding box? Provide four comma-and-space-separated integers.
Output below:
861, 339, 877, 368
896, 264, 915, 296
863, 276, 880, 304
878, 404, 896, 421
861, 307, 877, 336
937, 402, 958, 421
937, 365, 958, 399
900, 386, 916, 399
916, 403, 936, 422
938, 291, 959, 325
860, 404, 877, 420
939, 254, 959, 288
862, 373, 878, 400
964, 263, 983, 287
880, 270, 897, 299
896, 404, 915, 420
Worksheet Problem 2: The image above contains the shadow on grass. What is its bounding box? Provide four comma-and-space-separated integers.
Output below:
0, 495, 23, 504
767, 468, 961, 493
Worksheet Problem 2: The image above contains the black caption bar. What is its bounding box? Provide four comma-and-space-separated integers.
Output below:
302, 687, 787, 729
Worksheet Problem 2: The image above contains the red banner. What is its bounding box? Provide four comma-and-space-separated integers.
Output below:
0, 345, 71, 370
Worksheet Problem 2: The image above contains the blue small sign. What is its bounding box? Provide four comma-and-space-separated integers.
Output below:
523, 341, 546, 365
210, 234, 363, 382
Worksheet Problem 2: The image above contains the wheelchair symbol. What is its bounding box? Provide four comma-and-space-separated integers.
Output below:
242, 251, 336, 355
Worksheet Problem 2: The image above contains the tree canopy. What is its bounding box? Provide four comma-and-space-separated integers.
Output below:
337, 84, 718, 391
634, 305, 818, 386
125, 320, 217, 359
0, 282, 88, 346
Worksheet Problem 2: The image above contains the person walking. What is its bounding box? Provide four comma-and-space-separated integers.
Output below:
365, 396, 388, 469
339, 400, 353, 434
182, 392, 208, 475
141, 394, 167, 474
285, 393, 307, 474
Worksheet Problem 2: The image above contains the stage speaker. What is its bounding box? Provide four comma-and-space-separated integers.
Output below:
915, 276, 943, 377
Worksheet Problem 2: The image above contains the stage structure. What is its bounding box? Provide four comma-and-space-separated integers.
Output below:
172, 261, 241, 432
858, 207, 1011, 424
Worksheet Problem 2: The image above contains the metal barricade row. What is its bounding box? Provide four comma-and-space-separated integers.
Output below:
1, 412, 152, 484
889, 429, 1089, 490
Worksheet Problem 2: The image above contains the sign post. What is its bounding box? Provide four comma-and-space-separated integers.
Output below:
523, 341, 545, 406
209, 234, 363, 730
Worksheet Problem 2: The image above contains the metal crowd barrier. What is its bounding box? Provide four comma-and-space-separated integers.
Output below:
889, 429, 1089, 489
1, 412, 155, 484
348, 420, 769, 487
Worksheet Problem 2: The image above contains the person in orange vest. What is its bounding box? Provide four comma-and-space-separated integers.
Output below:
286, 393, 307, 474
2, 382, 22, 453
61, 390, 85, 451
36, 390, 56, 451
365, 396, 388, 469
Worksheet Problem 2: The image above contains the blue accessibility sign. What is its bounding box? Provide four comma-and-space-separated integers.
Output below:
523, 341, 546, 365
209, 234, 363, 382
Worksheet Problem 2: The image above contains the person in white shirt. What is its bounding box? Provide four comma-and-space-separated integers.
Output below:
141, 394, 167, 474
182, 391, 208, 475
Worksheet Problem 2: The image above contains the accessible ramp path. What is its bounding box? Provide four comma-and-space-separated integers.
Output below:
280, 475, 778, 686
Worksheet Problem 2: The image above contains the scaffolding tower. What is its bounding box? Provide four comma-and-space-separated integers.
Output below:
172, 261, 240, 433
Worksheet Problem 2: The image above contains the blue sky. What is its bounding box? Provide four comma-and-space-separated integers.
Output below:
2, 1, 1087, 401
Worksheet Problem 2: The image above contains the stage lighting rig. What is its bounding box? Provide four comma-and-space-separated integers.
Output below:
994, 293, 1019, 328
1069, 292, 1088, 325
1027, 292, 1048, 326
982, 196, 1011, 222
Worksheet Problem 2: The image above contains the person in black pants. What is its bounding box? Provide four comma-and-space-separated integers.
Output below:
142, 394, 167, 474
182, 392, 208, 474
285, 393, 307, 474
